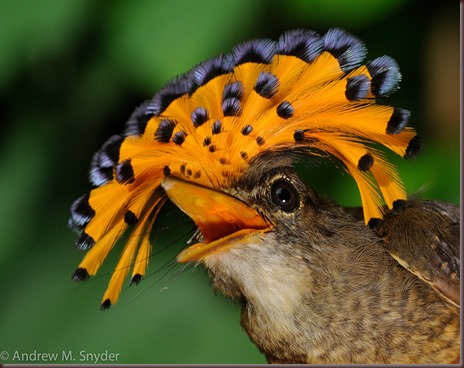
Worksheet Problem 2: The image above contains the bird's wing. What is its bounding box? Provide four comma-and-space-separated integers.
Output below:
376, 200, 460, 308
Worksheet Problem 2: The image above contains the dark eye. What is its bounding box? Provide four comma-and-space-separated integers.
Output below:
270, 179, 299, 212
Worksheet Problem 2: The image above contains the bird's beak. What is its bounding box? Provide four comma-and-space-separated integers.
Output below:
161, 176, 271, 262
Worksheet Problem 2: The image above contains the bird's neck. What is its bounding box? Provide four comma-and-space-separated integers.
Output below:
202, 208, 460, 364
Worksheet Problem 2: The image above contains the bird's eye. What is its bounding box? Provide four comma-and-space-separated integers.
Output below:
270, 179, 299, 212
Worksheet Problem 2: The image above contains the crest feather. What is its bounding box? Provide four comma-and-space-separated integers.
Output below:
70, 28, 421, 306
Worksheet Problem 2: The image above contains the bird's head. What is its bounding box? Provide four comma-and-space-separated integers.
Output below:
69, 28, 422, 309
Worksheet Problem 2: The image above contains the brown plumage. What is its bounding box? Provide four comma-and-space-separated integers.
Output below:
70, 29, 460, 363
189, 154, 460, 364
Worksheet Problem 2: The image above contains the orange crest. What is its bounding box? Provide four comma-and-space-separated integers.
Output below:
70, 29, 422, 308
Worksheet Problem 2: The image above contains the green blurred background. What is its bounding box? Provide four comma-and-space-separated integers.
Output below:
0, 0, 459, 364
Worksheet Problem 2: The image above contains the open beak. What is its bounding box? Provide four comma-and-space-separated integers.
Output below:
161, 176, 271, 262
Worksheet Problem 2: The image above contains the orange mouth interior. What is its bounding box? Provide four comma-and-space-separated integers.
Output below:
161, 176, 271, 262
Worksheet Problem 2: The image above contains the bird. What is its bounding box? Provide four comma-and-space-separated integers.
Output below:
69, 28, 460, 364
